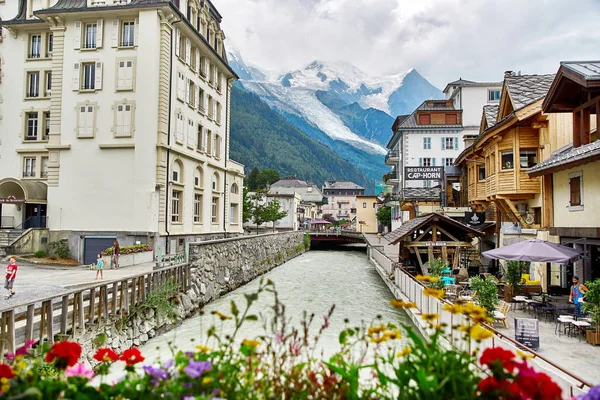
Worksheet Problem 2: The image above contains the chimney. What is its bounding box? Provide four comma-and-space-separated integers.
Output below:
504, 71, 514, 78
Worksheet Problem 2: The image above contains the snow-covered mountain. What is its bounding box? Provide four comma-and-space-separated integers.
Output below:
228, 50, 443, 183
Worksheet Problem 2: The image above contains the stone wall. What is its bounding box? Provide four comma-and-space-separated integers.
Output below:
77, 232, 307, 363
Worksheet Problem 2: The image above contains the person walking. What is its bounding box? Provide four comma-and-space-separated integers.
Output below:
569, 276, 588, 315
112, 240, 121, 270
4, 256, 17, 299
95, 254, 104, 280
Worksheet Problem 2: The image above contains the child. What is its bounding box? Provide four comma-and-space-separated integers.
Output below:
5, 256, 17, 299
95, 254, 104, 280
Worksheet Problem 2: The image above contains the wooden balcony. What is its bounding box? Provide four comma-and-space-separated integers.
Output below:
484, 171, 540, 199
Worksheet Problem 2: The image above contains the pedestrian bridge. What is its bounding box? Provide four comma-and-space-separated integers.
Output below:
308, 231, 366, 244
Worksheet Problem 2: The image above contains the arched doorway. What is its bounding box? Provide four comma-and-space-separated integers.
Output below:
0, 178, 48, 229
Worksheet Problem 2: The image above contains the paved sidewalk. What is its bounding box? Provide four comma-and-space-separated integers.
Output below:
363, 233, 400, 262
0, 262, 155, 311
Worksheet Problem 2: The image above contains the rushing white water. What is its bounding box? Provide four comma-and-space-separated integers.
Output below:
139, 247, 412, 364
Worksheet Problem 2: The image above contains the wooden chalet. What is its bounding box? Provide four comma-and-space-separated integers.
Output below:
386, 213, 482, 274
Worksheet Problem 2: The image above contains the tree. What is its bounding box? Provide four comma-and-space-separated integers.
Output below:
376, 206, 391, 231
242, 186, 253, 224
247, 167, 259, 191
263, 199, 288, 232
256, 169, 280, 190
249, 191, 267, 234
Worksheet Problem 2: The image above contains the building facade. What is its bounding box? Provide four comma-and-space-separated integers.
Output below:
0, 0, 244, 263
269, 176, 323, 222
321, 181, 365, 223
355, 195, 380, 234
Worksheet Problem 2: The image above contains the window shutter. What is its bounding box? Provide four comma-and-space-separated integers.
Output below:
78, 106, 86, 136
125, 60, 133, 89
441, 137, 446, 150
134, 18, 139, 46
174, 28, 180, 57
419, 158, 423, 166
74, 21, 81, 49
185, 38, 191, 65
194, 48, 200, 73
72, 63, 80, 91
85, 106, 94, 137
455, 136, 459, 150
432, 158, 436, 166
117, 61, 125, 88
112, 19, 119, 47
116, 105, 124, 136
124, 105, 132, 135
95, 62, 103, 90
442, 158, 445, 166
96, 19, 103, 48
185, 79, 190, 103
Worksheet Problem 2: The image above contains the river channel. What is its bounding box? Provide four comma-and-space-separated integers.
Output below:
139, 247, 412, 363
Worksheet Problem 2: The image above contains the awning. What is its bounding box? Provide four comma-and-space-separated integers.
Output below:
482, 239, 582, 264
0, 178, 47, 204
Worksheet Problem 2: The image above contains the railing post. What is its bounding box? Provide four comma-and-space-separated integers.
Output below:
26, 304, 35, 342
43, 300, 54, 343
88, 288, 96, 325
60, 295, 69, 334
123, 279, 130, 313
111, 282, 118, 317
5, 311, 15, 356
102, 286, 109, 322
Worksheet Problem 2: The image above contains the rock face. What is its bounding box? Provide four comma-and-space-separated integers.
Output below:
80, 232, 307, 364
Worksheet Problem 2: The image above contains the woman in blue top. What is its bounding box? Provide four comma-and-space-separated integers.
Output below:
569, 276, 588, 314
95, 254, 104, 280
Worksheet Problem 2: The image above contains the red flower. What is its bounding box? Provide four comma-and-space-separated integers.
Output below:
477, 376, 521, 400
45, 341, 82, 368
479, 347, 517, 372
93, 348, 119, 363
120, 347, 144, 366
0, 364, 15, 380
517, 364, 562, 400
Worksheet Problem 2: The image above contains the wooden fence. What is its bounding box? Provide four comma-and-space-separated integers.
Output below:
0, 264, 190, 359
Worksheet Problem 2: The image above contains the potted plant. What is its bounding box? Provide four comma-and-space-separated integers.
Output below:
504, 260, 528, 302
471, 276, 499, 317
583, 278, 600, 345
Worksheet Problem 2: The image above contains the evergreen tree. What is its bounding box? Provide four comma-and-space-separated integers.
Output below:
256, 169, 281, 189
247, 167, 259, 191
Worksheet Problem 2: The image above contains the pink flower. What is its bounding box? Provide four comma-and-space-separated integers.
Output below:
64, 363, 94, 380
6, 339, 36, 359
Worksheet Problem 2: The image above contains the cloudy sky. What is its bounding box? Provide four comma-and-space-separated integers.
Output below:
217, 0, 600, 88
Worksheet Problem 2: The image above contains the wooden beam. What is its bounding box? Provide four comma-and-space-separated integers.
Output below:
441, 246, 448, 263
497, 196, 528, 227
432, 225, 438, 242
573, 110, 581, 147
25, 305, 35, 342
543, 174, 554, 228
428, 246, 434, 266
582, 107, 591, 145
415, 250, 425, 272
435, 225, 461, 242
405, 241, 471, 247
573, 94, 600, 113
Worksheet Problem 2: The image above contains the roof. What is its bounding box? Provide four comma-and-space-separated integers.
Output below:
561, 61, 600, 81
528, 140, 600, 177
505, 74, 555, 110
542, 61, 600, 113
394, 100, 463, 130
385, 213, 482, 245
271, 177, 312, 188
322, 181, 365, 190
403, 187, 442, 202
483, 105, 499, 127
443, 78, 502, 94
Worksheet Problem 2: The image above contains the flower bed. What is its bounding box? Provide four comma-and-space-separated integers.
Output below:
99, 244, 153, 268
0, 278, 594, 399
101, 244, 153, 256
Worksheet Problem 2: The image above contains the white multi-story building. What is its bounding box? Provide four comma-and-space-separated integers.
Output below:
321, 181, 365, 223
0, 0, 244, 263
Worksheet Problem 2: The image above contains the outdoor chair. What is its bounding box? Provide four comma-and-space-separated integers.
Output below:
493, 302, 511, 328
444, 285, 461, 299
540, 304, 556, 323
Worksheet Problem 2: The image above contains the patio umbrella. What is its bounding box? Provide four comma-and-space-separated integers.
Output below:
309, 220, 332, 225
482, 239, 581, 264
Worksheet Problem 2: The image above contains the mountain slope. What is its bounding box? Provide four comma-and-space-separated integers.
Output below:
229, 85, 374, 190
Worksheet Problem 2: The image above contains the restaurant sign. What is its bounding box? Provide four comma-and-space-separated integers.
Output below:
0, 195, 25, 204
404, 166, 444, 181
425, 241, 447, 247
514, 318, 540, 350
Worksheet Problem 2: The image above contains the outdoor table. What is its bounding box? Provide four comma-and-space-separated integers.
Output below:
512, 296, 527, 310
555, 315, 574, 336
570, 320, 591, 341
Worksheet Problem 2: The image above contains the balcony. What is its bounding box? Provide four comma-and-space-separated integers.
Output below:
383, 171, 399, 184
385, 150, 400, 165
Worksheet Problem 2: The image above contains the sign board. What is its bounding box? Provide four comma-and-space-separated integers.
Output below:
465, 212, 486, 227
514, 318, 540, 350
404, 166, 444, 181
0, 195, 25, 204
425, 241, 447, 247
501, 222, 522, 235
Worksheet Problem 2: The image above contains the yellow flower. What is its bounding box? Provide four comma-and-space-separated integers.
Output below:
369, 335, 389, 344
202, 376, 212, 384
0, 378, 7, 385
367, 325, 386, 335
428, 276, 440, 283
470, 314, 493, 324
423, 288, 445, 299
212, 311, 232, 321
415, 274, 432, 282
517, 349, 534, 360
421, 313, 439, 322
397, 346, 412, 357
459, 324, 471, 333
17, 361, 27, 370
443, 303, 464, 314
462, 302, 488, 316
1, 384, 9, 393
195, 345, 212, 353
241, 339, 261, 348
383, 330, 402, 340
390, 299, 417, 309
469, 324, 494, 341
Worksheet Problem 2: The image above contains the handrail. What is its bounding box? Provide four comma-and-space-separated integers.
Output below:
369, 246, 593, 393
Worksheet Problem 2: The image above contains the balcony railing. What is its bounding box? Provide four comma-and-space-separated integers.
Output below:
383, 171, 398, 182
385, 150, 400, 164
403, 187, 441, 202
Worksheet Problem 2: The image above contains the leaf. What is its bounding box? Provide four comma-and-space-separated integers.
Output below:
245, 315, 258, 321
339, 330, 347, 345
230, 300, 239, 317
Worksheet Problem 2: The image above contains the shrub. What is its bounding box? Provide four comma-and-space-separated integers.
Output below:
34, 250, 46, 258
92, 333, 107, 348
471, 276, 499, 316
48, 240, 70, 259
506, 260, 529, 295
427, 257, 448, 290
101, 244, 153, 256
303, 233, 311, 250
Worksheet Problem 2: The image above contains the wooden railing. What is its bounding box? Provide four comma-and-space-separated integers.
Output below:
0, 264, 190, 359
155, 248, 188, 270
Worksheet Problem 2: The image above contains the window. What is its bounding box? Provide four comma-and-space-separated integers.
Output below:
231, 183, 238, 194
197, 124, 204, 151
207, 96, 213, 119
172, 161, 182, 183
501, 151, 514, 170
171, 190, 181, 222
363, 202, 367, 208
199, 56, 207, 77
488, 90, 501, 102
115, 103, 133, 137
26, 112, 38, 140
420, 157, 432, 167
206, 130, 212, 154
27, 72, 40, 98
445, 114, 458, 124
213, 134, 220, 158
444, 158, 454, 166
84, 23, 97, 49
116, 60, 134, 90
187, 119, 195, 146
230, 203, 238, 224
373, 203, 377, 208
216, 102, 222, 124
188, 80, 196, 107
198, 89, 205, 113
217, 72, 223, 92
569, 171, 583, 211
211, 173, 219, 191
77, 104, 95, 137
424, 180, 431, 188
194, 194, 202, 223
45, 71, 52, 96
423, 137, 431, 150
211, 197, 219, 223
519, 150, 537, 169
23, 157, 36, 177
43, 112, 50, 140
209, 64, 215, 85
443, 137, 455, 150
194, 168, 203, 187
175, 112, 184, 143
41, 157, 49, 178
478, 165, 485, 181
29, 34, 41, 58
82, 62, 96, 90
47, 34, 53, 57
121, 21, 135, 47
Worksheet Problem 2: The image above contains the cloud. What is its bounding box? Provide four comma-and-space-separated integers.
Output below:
217, 0, 600, 87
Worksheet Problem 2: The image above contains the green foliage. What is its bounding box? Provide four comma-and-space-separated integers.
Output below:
249, 191, 267, 233
230, 86, 374, 189
506, 260, 529, 295
583, 278, 600, 334
427, 257, 448, 290
242, 186, 253, 224
48, 240, 70, 259
101, 244, 152, 256
137, 278, 179, 319
92, 332, 107, 348
34, 250, 46, 258
245, 168, 281, 191
303, 233, 311, 250
246, 167, 259, 191
375, 206, 391, 231
471, 276, 499, 316
262, 199, 288, 232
